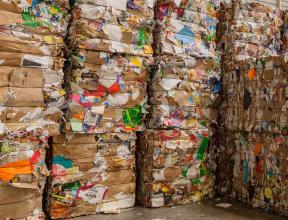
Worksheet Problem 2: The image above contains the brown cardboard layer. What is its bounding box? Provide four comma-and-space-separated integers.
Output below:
151, 81, 211, 92
49, 196, 135, 219
53, 133, 136, 144
0, 51, 64, 69
139, 139, 204, 155
0, 176, 46, 185
53, 134, 98, 144
0, 106, 61, 123
140, 153, 201, 170
0, 122, 60, 137
53, 142, 135, 159
71, 19, 153, 45
223, 94, 286, 109
0, 66, 44, 88
73, 50, 153, 67
223, 107, 287, 123
51, 183, 135, 208
53, 155, 135, 173
52, 169, 136, 186
0, 179, 45, 187
0, 87, 44, 107
140, 129, 209, 141
0, 185, 42, 205
150, 90, 216, 108
74, 38, 153, 57
75, 1, 154, 19
72, 63, 149, 82
222, 82, 287, 95
0, 197, 44, 220
223, 121, 286, 133
0, 38, 64, 57
139, 163, 212, 183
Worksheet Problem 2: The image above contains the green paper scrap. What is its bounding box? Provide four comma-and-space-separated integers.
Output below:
199, 120, 207, 127
1, 142, 10, 153
181, 166, 189, 178
260, 58, 266, 69
199, 164, 206, 177
206, 167, 211, 176
138, 29, 149, 46
70, 118, 83, 132
192, 178, 201, 185
206, 33, 216, 42
62, 181, 81, 191
122, 106, 143, 128
196, 137, 209, 160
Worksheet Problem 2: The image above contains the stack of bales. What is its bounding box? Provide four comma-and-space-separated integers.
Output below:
217, 0, 288, 216
47, 0, 155, 218
0, 0, 70, 219
138, 0, 221, 207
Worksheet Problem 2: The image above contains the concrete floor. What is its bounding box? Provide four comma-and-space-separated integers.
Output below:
71, 199, 287, 220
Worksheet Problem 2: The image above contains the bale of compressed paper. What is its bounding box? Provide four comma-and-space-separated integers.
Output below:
220, 56, 287, 133
47, 133, 137, 219
0, 0, 70, 136
218, 0, 282, 61
0, 134, 50, 219
65, 54, 153, 134
137, 129, 216, 207
154, 0, 219, 58
65, 0, 155, 134
147, 56, 220, 130
68, 0, 154, 57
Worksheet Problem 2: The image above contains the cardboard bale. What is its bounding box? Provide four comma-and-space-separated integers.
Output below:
47, 133, 137, 218
218, 0, 282, 61
66, 0, 155, 135
154, 0, 219, 58
0, 134, 50, 219
137, 129, 215, 207
218, 131, 288, 216
68, 0, 154, 57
